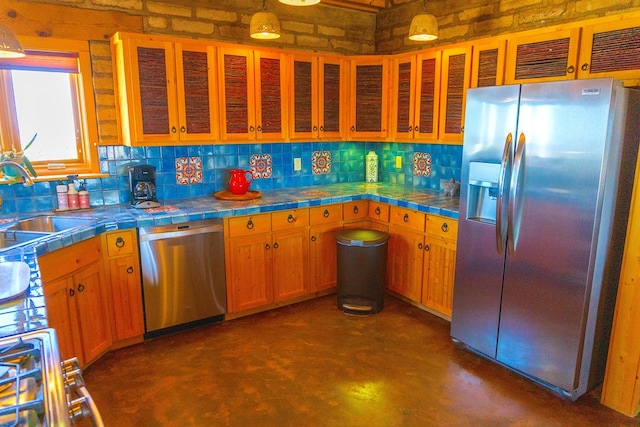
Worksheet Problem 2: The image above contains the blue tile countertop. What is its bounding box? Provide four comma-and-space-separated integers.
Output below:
0, 182, 460, 257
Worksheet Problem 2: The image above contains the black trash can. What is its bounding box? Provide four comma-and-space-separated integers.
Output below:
334, 228, 390, 315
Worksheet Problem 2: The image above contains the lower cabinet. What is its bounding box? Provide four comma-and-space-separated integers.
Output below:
387, 225, 425, 302
422, 215, 457, 317
102, 229, 145, 344
39, 236, 112, 366
309, 204, 343, 292
225, 209, 309, 314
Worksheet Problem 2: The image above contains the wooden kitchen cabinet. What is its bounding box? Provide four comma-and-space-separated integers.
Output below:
309, 204, 343, 292
111, 33, 219, 145
218, 46, 288, 141
102, 229, 144, 344
342, 200, 369, 229
225, 209, 309, 314
504, 28, 581, 84
390, 50, 441, 141
349, 56, 390, 139
422, 215, 458, 317
39, 237, 112, 367
386, 206, 426, 301
471, 38, 506, 88
577, 16, 640, 86
289, 53, 347, 140
439, 44, 471, 143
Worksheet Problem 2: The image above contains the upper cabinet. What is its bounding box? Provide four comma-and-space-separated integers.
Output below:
578, 17, 640, 86
439, 45, 471, 143
218, 47, 288, 142
504, 28, 581, 84
390, 50, 441, 141
111, 33, 218, 145
289, 53, 347, 141
470, 38, 506, 88
349, 56, 390, 140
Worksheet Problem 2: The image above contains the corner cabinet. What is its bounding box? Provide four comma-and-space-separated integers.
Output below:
390, 50, 441, 141
218, 47, 288, 142
39, 237, 112, 367
289, 53, 347, 141
348, 56, 389, 140
578, 17, 640, 86
439, 45, 471, 143
111, 33, 219, 145
504, 28, 581, 84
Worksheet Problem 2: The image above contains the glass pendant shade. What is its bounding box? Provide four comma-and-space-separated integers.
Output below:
250, 11, 281, 39
279, 0, 320, 5
0, 24, 25, 58
408, 12, 439, 41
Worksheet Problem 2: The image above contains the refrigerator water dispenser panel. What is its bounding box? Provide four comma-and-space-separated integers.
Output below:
467, 162, 500, 223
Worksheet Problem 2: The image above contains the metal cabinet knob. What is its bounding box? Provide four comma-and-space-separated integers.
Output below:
127, 266, 134, 274
375, 206, 381, 215
441, 223, 449, 232
287, 214, 295, 223
115, 237, 125, 248
403, 213, 409, 222
323, 209, 329, 218
353, 206, 359, 214
247, 219, 254, 229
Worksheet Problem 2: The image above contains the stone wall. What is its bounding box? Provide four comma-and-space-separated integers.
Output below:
377, 0, 640, 54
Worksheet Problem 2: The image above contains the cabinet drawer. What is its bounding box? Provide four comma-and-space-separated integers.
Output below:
309, 204, 342, 225
389, 206, 426, 232
427, 215, 458, 241
368, 201, 389, 221
228, 214, 271, 237
343, 201, 368, 221
106, 230, 135, 257
272, 209, 309, 231
38, 236, 102, 282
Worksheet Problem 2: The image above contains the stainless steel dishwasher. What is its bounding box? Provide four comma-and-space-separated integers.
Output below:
138, 219, 226, 338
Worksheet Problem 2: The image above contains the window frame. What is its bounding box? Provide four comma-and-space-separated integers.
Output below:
0, 37, 100, 178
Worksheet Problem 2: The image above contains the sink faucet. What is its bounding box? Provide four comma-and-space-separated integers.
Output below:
0, 160, 34, 186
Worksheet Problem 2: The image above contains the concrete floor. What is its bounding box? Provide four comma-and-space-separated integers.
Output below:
83, 295, 639, 426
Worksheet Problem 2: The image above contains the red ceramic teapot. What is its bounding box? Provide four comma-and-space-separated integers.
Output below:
229, 169, 253, 195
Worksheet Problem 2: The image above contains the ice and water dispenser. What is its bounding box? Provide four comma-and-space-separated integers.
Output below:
466, 162, 501, 223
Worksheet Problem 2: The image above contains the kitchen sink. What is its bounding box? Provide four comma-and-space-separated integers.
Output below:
0, 231, 50, 250
6, 215, 98, 233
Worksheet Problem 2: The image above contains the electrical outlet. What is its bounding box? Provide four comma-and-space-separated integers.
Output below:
395, 156, 403, 169
294, 157, 302, 171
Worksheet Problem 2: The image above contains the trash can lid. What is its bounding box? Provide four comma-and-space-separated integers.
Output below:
334, 229, 390, 246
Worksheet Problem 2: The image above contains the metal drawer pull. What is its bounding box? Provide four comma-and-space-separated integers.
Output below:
115, 237, 125, 248
375, 206, 381, 215
274, 242, 279, 249
441, 223, 448, 232
425, 244, 430, 251
127, 266, 134, 274
247, 219, 254, 229
311, 235, 317, 242
403, 213, 409, 222
265, 243, 270, 250
323, 209, 329, 218
418, 243, 423, 250
287, 214, 295, 223
78, 283, 85, 292
353, 206, 359, 214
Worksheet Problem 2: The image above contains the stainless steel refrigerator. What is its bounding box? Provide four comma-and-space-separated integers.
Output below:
450, 78, 640, 400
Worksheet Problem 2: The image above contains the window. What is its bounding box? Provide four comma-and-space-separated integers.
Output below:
0, 37, 99, 178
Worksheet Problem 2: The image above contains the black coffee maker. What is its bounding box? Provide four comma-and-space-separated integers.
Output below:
129, 165, 160, 208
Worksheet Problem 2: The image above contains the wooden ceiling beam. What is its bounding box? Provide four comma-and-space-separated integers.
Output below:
320, 0, 386, 13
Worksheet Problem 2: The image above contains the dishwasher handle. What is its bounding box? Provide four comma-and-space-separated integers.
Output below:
139, 223, 223, 243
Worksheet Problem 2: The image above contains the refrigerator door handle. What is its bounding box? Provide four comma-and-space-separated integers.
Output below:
508, 132, 526, 255
496, 133, 513, 254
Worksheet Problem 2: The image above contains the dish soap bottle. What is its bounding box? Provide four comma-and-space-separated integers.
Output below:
78, 180, 90, 209
67, 175, 79, 210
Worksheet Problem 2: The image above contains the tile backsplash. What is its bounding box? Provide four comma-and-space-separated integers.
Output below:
0, 141, 461, 215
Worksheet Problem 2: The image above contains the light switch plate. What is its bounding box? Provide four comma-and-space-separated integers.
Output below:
294, 158, 302, 171
395, 156, 402, 169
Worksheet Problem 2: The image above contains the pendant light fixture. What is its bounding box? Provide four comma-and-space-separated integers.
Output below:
408, 0, 438, 42
279, 0, 320, 5
250, 0, 281, 40
0, 24, 25, 58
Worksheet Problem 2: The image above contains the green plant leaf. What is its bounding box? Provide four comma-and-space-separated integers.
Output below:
22, 133, 38, 152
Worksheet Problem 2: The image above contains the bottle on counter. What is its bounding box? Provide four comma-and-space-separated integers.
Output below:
56, 184, 69, 211
67, 183, 79, 210
78, 181, 90, 209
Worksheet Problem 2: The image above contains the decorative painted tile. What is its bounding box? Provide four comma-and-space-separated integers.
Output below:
250, 153, 272, 178
175, 156, 203, 185
311, 150, 331, 175
413, 152, 432, 177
